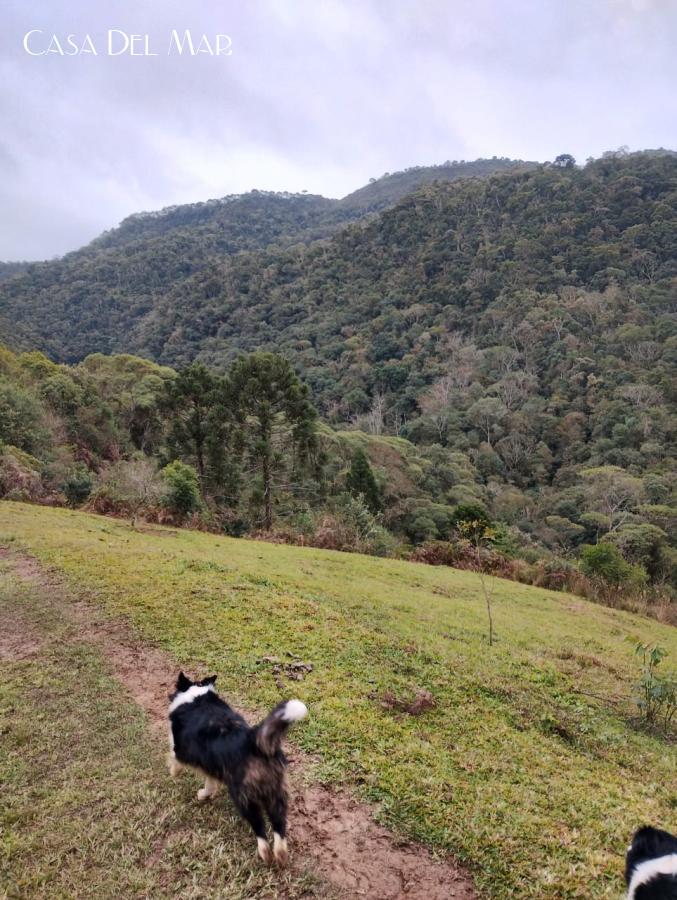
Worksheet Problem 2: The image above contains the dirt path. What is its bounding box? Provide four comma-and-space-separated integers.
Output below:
1, 547, 477, 900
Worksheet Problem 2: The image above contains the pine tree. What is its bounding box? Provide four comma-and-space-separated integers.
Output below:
229, 353, 317, 530
164, 363, 239, 503
164, 363, 218, 490
346, 448, 381, 514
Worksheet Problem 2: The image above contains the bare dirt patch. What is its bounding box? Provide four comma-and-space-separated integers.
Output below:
376, 688, 436, 717
0, 545, 43, 581
2, 547, 477, 900
134, 526, 180, 538
0, 628, 44, 661
292, 785, 475, 899
0, 548, 46, 660
1, 546, 174, 734
68, 600, 175, 734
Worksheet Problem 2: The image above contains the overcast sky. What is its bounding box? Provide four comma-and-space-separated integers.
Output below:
1, 0, 675, 261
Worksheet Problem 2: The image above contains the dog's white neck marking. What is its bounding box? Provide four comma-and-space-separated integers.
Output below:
627, 853, 677, 899
169, 684, 214, 713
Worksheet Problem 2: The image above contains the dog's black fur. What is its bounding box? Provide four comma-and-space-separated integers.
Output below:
168, 672, 307, 865
626, 827, 677, 899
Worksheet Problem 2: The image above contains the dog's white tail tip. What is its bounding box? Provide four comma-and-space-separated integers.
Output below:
282, 699, 308, 722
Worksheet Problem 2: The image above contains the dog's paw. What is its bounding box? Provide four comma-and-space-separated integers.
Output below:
168, 760, 183, 777
197, 787, 213, 802
257, 837, 273, 865
273, 834, 288, 867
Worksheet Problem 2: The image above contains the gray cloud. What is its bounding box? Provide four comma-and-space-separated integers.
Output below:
1, 0, 676, 260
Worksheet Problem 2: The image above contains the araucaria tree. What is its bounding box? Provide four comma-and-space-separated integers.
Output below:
229, 353, 318, 530
164, 362, 240, 503
164, 363, 219, 491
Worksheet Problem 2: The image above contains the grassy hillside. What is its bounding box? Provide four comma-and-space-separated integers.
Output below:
0, 564, 324, 899
2, 502, 675, 898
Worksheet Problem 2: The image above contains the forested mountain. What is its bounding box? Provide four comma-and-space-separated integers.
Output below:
91, 191, 340, 253
153, 152, 675, 420
0, 151, 675, 607
91, 158, 530, 251
2, 155, 673, 389
337, 157, 534, 214
0, 157, 531, 358
0, 261, 29, 282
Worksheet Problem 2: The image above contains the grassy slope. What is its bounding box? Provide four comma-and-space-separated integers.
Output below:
2, 502, 676, 899
0, 563, 326, 899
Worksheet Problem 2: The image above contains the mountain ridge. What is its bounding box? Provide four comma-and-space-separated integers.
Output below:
0, 149, 675, 598
3, 157, 536, 265
0, 152, 674, 394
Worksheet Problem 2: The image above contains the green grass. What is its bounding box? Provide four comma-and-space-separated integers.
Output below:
2, 501, 676, 899
0, 562, 327, 899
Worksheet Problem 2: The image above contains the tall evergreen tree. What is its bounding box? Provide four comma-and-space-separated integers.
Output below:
346, 448, 381, 513
229, 353, 317, 529
164, 363, 227, 497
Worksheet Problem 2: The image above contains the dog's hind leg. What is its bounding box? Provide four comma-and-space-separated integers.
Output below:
167, 727, 184, 777
239, 801, 272, 865
167, 752, 184, 777
268, 794, 289, 867
197, 776, 221, 802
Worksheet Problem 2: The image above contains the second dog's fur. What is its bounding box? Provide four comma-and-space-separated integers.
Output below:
168, 672, 307, 865
626, 826, 677, 899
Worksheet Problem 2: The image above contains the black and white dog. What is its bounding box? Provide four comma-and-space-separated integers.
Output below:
168, 672, 307, 866
626, 827, 677, 899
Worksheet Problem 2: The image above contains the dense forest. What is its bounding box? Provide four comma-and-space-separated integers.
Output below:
0, 157, 530, 359
0, 151, 675, 617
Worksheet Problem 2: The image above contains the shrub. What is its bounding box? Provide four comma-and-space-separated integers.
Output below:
0, 379, 48, 455
364, 524, 400, 558
450, 503, 492, 539
411, 538, 516, 577
161, 460, 201, 518
407, 513, 439, 543
250, 499, 401, 559
610, 523, 668, 580
529, 557, 585, 592
89, 459, 162, 524
0, 445, 43, 501
218, 508, 250, 537
490, 521, 519, 556
62, 465, 93, 507
411, 540, 463, 567
634, 644, 676, 734
300, 494, 384, 553
289, 509, 316, 538
332, 493, 379, 541
580, 542, 647, 590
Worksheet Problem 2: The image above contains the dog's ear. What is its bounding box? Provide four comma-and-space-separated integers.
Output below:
625, 826, 677, 886
629, 826, 677, 861
176, 671, 192, 692
201, 674, 217, 686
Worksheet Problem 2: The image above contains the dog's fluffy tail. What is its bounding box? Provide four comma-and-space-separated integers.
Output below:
255, 700, 308, 756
